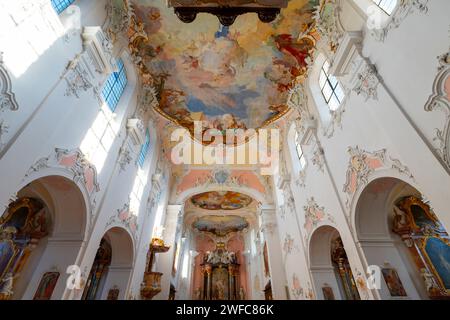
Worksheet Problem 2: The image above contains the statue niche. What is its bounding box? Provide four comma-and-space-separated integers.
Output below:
200, 243, 240, 300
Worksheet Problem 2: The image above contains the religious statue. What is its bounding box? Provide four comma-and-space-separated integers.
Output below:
393, 205, 409, 228
215, 280, 225, 300
239, 287, 246, 300
205, 249, 237, 265
194, 287, 202, 300
0, 273, 16, 297
420, 268, 439, 293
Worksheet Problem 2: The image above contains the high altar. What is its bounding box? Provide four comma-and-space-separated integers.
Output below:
198, 243, 241, 300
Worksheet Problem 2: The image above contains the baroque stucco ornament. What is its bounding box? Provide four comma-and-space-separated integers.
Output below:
303, 197, 335, 237
424, 50, 450, 171
291, 273, 304, 299
314, 0, 344, 53
0, 53, 19, 152
106, 203, 139, 244
343, 146, 414, 210
23, 148, 100, 231
64, 55, 101, 104
0, 54, 18, 113
353, 64, 380, 101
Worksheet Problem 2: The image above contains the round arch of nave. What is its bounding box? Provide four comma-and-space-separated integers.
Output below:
353, 173, 450, 300
0, 173, 89, 300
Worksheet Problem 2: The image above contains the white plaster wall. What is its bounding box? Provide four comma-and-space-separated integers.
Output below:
0, 0, 167, 300
275, 0, 450, 300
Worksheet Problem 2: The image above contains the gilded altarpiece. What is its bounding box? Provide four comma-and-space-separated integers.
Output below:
0, 198, 49, 300
200, 244, 240, 300
331, 237, 360, 300
82, 239, 112, 300
393, 196, 450, 299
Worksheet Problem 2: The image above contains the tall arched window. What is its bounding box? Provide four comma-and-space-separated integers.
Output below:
319, 61, 345, 111
294, 131, 306, 170
372, 0, 397, 15
102, 59, 128, 112
51, 0, 75, 14
137, 130, 151, 168
80, 60, 127, 173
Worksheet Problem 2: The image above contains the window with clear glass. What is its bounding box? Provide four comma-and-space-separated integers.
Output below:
102, 59, 128, 112
137, 130, 151, 168
319, 61, 345, 111
372, 0, 397, 15
129, 168, 148, 215
80, 107, 117, 173
51, 0, 75, 14
295, 131, 307, 170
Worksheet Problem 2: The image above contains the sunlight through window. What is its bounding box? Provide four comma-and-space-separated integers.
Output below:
129, 168, 149, 215
319, 61, 345, 111
0, 2, 64, 77
80, 106, 117, 173
102, 59, 128, 112
295, 131, 306, 170
138, 130, 151, 168
51, 0, 75, 14
372, 0, 397, 15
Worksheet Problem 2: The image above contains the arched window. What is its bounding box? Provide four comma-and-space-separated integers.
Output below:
294, 131, 306, 170
129, 168, 149, 215
102, 59, 128, 112
51, 0, 75, 14
137, 130, 151, 168
319, 61, 345, 111
372, 0, 397, 15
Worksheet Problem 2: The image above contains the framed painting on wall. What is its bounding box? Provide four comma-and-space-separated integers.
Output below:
0, 240, 16, 281
381, 268, 407, 297
33, 272, 60, 300
423, 237, 450, 290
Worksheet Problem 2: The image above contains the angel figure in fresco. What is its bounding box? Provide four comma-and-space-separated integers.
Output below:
273, 34, 315, 71
264, 59, 296, 93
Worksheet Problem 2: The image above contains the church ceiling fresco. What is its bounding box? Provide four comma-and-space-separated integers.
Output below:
126, 0, 320, 140
193, 215, 249, 236
191, 191, 253, 210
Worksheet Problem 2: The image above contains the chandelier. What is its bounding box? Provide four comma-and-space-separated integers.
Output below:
168, 0, 288, 26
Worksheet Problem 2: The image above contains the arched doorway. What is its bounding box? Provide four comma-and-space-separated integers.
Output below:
0, 175, 87, 300
82, 227, 134, 300
355, 177, 450, 299
309, 226, 360, 300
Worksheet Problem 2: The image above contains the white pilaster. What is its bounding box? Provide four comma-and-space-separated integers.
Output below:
260, 205, 287, 300
154, 204, 182, 300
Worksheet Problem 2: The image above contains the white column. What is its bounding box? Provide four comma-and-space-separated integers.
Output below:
154, 204, 181, 300
260, 205, 287, 300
